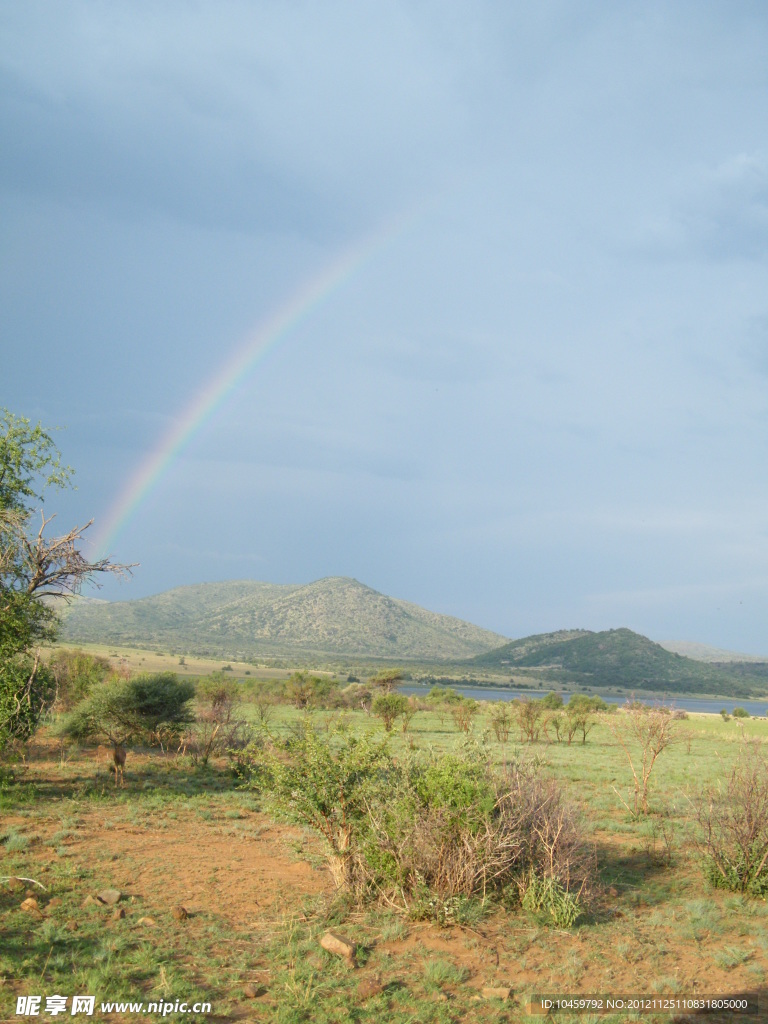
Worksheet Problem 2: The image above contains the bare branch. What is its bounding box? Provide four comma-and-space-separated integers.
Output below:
3, 511, 135, 599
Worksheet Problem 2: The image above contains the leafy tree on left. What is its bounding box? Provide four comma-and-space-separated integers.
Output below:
0, 410, 132, 753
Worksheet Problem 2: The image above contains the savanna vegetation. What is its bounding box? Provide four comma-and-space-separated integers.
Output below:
3, 412, 768, 1022
4, 666, 768, 1023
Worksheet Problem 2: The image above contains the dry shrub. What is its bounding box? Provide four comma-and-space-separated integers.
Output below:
361, 751, 594, 918
182, 675, 251, 765
693, 741, 768, 897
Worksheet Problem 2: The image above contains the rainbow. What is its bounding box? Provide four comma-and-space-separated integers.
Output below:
93, 216, 408, 557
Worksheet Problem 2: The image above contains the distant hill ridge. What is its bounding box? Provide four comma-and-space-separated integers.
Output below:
61, 576, 510, 661
472, 627, 763, 696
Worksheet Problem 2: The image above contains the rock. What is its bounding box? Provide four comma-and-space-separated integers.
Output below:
607, 886, 619, 897
357, 979, 383, 1001
3, 877, 25, 892
242, 984, 266, 999
96, 888, 122, 906
320, 930, 356, 965
47, 897, 63, 909
112, 907, 125, 920
20, 897, 43, 919
136, 916, 156, 927
65, 920, 79, 931
482, 986, 512, 1001
171, 905, 188, 921
81, 895, 100, 909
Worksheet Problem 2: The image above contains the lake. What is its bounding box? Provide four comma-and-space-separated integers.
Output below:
401, 685, 768, 717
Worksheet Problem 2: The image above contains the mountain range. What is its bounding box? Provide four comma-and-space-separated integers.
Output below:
61, 576, 509, 661
471, 627, 765, 696
60, 576, 767, 696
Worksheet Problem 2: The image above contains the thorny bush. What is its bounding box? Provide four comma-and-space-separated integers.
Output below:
693, 741, 768, 898
234, 730, 594, 923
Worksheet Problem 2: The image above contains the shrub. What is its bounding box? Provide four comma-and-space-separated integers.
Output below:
693, 742, 768, 898
372, 692, 409, 732
732, 707, 750, 719
48, 648, 111, 711
237, 732, 594, 923
58, 672, 195, 761
181, 673, 251, 765
450, 698, 479, 734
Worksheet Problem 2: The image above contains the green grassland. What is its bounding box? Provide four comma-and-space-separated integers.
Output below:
3, 689, 768, 1024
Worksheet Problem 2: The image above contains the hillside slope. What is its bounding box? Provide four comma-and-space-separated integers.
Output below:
61, 577, 509, 661
472, 627, 759, 696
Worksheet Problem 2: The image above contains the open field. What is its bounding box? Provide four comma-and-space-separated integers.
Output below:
3, 704, 768, 1023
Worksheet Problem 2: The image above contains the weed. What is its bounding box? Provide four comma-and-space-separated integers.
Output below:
713, 946, 752, 969
422, 958, 469, 990
522, 872, 583, 928
3, 829, 31, 851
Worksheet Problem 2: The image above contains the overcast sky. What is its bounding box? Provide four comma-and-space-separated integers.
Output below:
3, 1, 768, 653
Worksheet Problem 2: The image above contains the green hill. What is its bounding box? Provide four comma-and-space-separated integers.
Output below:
61, 577, 510, 662
471, 627, 760, 697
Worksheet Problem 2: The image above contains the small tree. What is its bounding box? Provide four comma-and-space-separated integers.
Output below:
490, 702, 512, 744
48, 648, 112, 711
60, 672, 195, 773
183, 673, 251, 765
369, 668, 404, 693
451, 697, 479, 734
609, 701, 676, 816
565, 695, 606, 746
400, 696, 418, 733
239, 728, 392, 889
513, 698, 546, 743
372, 692, 409, 732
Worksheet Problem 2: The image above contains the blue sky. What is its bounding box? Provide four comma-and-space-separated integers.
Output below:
2, 2, 768, 653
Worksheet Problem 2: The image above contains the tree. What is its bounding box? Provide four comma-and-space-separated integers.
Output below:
565, 695, 606, 746
451, 697, 479, 734
372, 691, 409, 732
60, 672, 195, 770
369, 668, 404, 693
609, 701, 676, 816
0, 411, 132, 753
513, 698, 546, 743
48, 648, 112, 712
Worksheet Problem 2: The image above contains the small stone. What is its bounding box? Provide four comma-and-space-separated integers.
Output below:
137, 916, 156, 927
20, 897, 43, 919
607, 886, 619, 897
242, 984, 266, 999
3, 877, 25, 892
482, 986, 512, 1001
112, 907, 125, 920
65, 919, 79, 931
96, 888, 122, 906
81, 895, 100, 909
320, 930, 356, 965
432, 992, 449, 1002
171, 905, 188, 921
357, 979, 383, 1001
47, 897, 63, 909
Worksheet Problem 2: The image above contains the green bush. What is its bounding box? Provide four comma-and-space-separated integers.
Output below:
732, 707, 750, 719
236, 731, 593, 923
